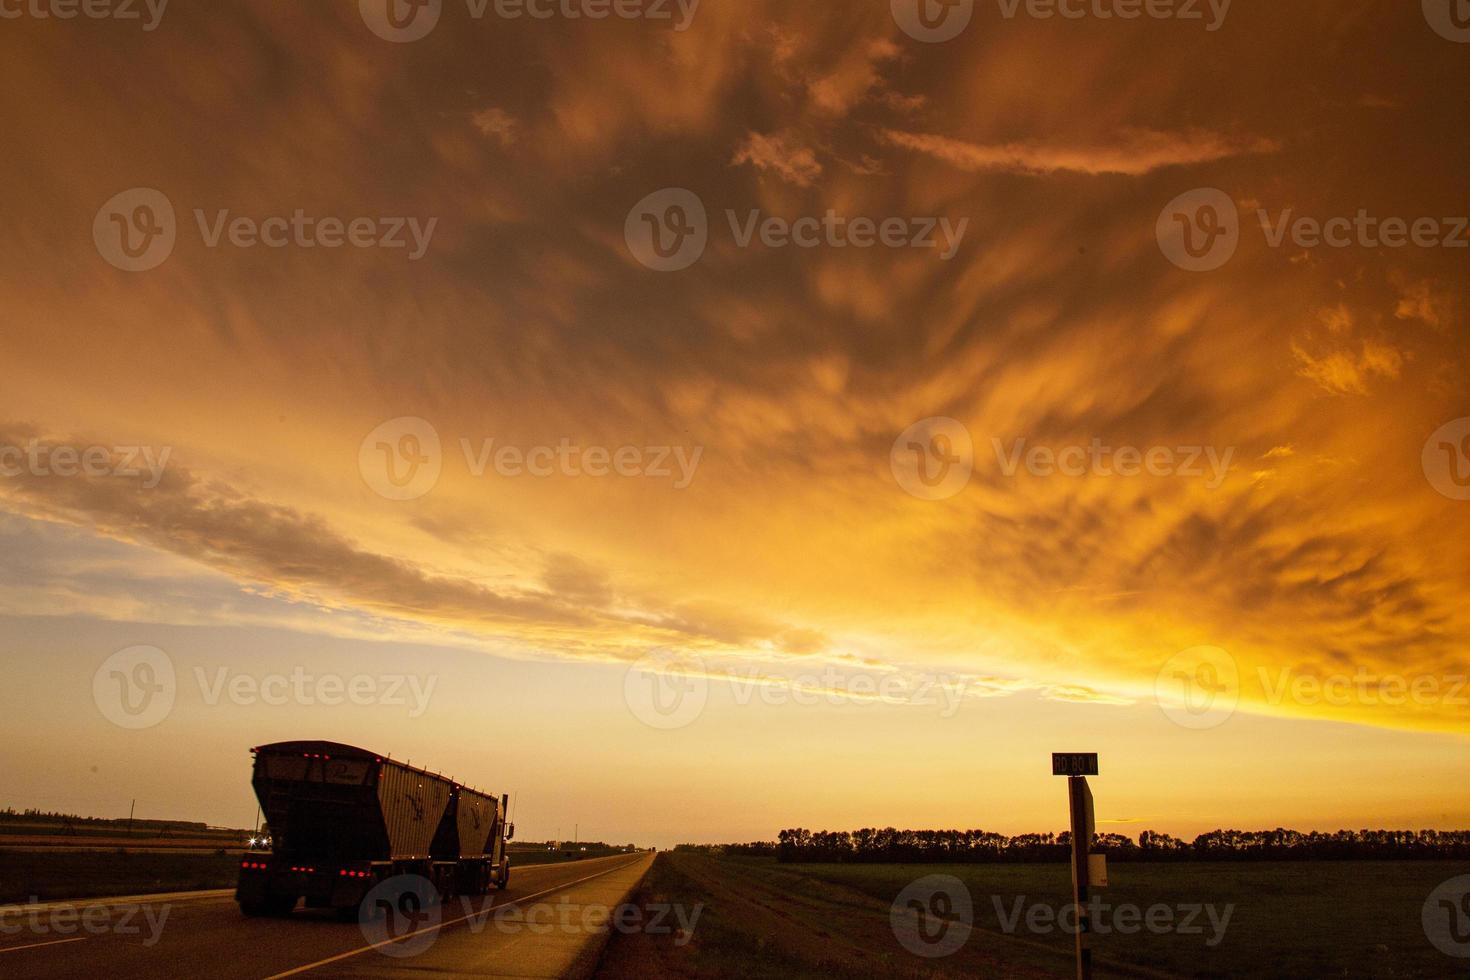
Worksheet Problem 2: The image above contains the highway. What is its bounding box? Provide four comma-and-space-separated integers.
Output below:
0, 852, 651, 979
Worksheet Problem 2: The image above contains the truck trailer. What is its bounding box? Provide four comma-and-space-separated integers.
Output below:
236, 740, 513, 916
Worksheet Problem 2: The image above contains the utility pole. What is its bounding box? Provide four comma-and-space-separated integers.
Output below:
1068, 775, 1094, 980
127, 799, 136, 838
1052, 754, 1098, 980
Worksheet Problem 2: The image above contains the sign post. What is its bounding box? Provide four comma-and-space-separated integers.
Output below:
1052, 753, 1098, 980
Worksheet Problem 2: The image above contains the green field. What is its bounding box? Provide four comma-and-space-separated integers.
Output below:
0, 851, 243, 904
510, 846, 637, 867
595, 854, 1470, 979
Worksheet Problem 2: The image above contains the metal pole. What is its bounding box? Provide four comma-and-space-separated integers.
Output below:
1068, 776, 1093, 980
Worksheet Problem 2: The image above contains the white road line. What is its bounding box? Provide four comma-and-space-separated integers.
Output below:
264, 856, 647, 979
0, 889, 235, 915
0, 937, 88, 954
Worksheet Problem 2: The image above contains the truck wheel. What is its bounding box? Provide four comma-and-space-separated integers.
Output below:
496, 862, 510, 890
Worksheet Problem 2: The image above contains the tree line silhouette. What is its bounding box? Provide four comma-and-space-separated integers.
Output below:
673, 827, 1470, 862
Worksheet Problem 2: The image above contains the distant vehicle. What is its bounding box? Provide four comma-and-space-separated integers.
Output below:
235, 741, 514, 917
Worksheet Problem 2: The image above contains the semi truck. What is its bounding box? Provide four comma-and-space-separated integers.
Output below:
236, 740, 514, 916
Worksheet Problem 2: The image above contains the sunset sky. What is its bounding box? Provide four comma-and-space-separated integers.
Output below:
1, 1, 1467, 848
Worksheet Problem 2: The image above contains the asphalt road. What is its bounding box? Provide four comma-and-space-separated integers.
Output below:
0, 853, 651, 979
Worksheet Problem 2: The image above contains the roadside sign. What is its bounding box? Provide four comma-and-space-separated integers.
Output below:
1088, 854, 1108, 888
1052, 752, 1099, 776
1057, 755, 1099, 980
1078, 778, 1095, 842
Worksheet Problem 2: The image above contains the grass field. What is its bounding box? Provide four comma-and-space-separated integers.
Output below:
0, 851, 243, 904
511, 846, 638, 867
595, 854, 1469, 979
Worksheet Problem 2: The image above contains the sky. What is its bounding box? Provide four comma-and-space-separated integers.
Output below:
0, 0, 1467, 849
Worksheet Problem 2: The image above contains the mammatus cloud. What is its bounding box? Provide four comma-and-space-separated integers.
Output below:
732, 131, 824, 186
878, 128, 1279, 176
